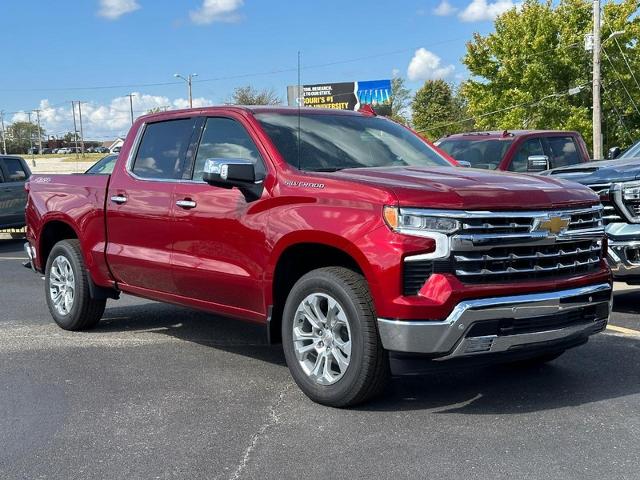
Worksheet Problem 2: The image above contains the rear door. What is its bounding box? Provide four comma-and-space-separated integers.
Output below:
106, 117, 199, 293
0, 157, 29, 227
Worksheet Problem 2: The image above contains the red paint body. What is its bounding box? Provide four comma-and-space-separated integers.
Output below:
25, 107, 609, 325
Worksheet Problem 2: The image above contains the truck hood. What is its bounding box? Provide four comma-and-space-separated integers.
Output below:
329, 166, 598, 210
542, 157, 640, 185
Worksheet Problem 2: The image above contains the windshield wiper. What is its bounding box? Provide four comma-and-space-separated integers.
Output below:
306, 167, 345, 172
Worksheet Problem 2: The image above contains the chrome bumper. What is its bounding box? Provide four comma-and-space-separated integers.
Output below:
606, 223, 640, 281
23, 242, 36, 272
377, 283, 611, 358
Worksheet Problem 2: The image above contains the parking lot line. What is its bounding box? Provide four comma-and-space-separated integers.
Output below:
0, 257, 26, 261
607, 325, 640, 337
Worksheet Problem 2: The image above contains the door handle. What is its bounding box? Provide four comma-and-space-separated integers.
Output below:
110, 195, 127, 204
176, 199, 197, 209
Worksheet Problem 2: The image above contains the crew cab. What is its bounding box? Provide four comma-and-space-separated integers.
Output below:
436, 130, 590, 172
0, 155, 31, 229
24, 107, 611, 407
544, 156, 640, 284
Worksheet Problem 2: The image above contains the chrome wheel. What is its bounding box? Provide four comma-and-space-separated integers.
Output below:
293, 293, 352, 385
49, 255, 75, 316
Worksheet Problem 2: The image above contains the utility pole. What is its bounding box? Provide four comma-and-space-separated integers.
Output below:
71, 101, 79, 160
592, 0, 602, 159
126, 94, 135, 125
27, 112, 34, 158
0, 111, 6, 155
78, 102, 85, 156
34, 109, 43, 154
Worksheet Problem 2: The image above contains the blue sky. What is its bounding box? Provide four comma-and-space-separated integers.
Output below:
0, 0, 511, 139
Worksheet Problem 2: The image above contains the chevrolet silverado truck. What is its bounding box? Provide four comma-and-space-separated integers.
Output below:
24, 107, 611, 407
435, 130, 590, 172
544, 156, 640, 284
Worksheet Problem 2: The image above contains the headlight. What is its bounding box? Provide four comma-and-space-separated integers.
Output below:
612, 181, 640, 223
622, 181, 640, 201
383, 206, 460, 234
383, 206, 458, 259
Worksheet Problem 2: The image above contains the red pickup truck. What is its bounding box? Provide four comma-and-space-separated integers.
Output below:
436, 130, 591, 172
24, 107, 611, 407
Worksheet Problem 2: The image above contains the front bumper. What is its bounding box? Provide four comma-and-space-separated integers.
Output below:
377, 283, 611, 358
606, 223, 640, 282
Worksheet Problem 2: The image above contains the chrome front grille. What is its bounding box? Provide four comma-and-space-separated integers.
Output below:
589, 184, 623, 224
402, 206, 604, 294
452, 239, 601, 282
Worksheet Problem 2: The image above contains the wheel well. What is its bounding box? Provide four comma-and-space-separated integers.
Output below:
40, 221, 77, 270
269, 243, 363, 344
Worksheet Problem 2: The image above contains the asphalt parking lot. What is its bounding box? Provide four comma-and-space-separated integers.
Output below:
1, 238, 639, 480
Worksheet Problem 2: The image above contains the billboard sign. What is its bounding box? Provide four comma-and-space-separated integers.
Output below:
287, 79, 392, 116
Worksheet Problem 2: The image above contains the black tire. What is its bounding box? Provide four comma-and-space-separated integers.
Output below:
282, 267, 390, 407
506, 350, 565, 368
45, 239, 106, 331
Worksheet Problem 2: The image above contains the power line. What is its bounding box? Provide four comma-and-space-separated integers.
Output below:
612, 36, 640, 92
602, 47, 640, 115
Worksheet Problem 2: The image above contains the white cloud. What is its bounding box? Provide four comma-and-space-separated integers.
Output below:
98, 0, 140, 20
458, 0, 516, 22
190, 0, 244, 25
407, 48, 455, 81
11, 94, 212, 139
434, 0, 458, 16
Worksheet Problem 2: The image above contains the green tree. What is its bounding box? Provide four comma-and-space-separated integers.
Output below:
461, 0, 640, 154
411, 80, 472, 140
228, 86, 282, 105
390, 76, 412, 125
6, 121, 44, 154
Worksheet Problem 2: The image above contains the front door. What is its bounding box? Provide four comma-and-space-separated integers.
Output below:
106, 117, 198, 293
171, 116, 271, 317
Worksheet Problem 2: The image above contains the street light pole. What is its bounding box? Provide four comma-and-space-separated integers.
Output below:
174, 73, 198, 108
126, 94, 135, 125
592, 0, 602, 159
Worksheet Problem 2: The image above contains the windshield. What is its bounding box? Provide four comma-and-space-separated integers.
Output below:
437, 138, 513, 170
255, 112, 451, 171
620, 140, 640, 159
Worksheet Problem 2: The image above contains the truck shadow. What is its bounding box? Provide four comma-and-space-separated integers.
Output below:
97, 301, 640, 414
612, 288, 640, 315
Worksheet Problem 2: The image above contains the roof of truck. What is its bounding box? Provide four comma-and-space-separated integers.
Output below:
138, 105, 366, 123
438, 130, 581, 141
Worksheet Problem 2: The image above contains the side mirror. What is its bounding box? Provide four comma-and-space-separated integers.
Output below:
457, 160, 472, 168
202, 158, 265, 201
608, 147, 621, 159
527, 155, 550, 172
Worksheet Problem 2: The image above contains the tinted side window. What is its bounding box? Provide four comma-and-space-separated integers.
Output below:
509, 138, 545, 172
1, 158, 28, 182
132, 119, 196, 180
547, 137, 580, 168
192, 117, 264, 180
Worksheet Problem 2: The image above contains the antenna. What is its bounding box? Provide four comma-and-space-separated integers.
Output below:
297, 51, 302, 171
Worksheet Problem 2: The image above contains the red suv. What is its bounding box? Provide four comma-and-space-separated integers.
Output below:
435, 130, 590, 172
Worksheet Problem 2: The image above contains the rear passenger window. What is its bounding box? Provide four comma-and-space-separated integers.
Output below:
192, 117, 264, 180
132, 119, 196, 180
1, 158, 28, 182
547, 137, 580, 168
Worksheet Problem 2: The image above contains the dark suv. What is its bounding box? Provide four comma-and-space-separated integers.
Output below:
0, 156, 31, 229
435, 130, 590, 172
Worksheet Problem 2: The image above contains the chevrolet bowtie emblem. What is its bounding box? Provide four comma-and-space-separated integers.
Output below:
537, 216, 570, 234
